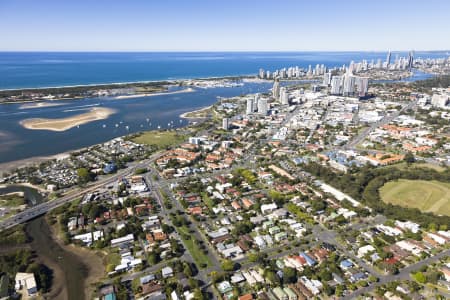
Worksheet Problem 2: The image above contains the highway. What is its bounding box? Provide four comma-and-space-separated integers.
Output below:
0, 152, 162, 232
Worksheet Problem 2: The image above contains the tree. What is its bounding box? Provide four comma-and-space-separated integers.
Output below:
404, 152, 415, 164
412, 271, 426, 284
264, 270, 280, 286
132, 278, 142, 294
183, 264, 193, 277
282, 267, 297, 284
77, 168, 93, 184
193, 289, 204, 300
335, 284, 344, 297
221, 259, 234, 272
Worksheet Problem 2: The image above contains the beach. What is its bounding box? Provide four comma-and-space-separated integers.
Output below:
20, 107, 117, 132
180, 105, 213, 119
113, 87, 194, 99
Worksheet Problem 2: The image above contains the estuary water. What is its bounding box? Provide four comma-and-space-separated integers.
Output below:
0, 82, 275, 163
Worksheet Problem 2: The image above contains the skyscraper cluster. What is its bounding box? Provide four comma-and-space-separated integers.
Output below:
346, 51, 415, 72
247, 94, 269, 115
327, 69, 369, 97
259, 64, 327, 80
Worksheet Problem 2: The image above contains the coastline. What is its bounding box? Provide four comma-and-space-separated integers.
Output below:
0, 75, 251, 93
0, 153, 71, 176
114, 87, 194, 99
20, 107, 117, 132
180, 105, 213, 119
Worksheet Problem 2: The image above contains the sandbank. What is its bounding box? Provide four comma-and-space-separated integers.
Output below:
20, 107, 116, 132
19, 102, 66, 110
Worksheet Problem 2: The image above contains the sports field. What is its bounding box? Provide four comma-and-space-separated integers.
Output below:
132, 130, 184, 148
379, 179, 450, 216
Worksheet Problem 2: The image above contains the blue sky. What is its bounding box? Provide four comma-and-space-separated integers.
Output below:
0, 0, 449, 51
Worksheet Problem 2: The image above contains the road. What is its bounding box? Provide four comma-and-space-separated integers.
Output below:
0, 152, 163, 231
146, 168, 219, 298
342, 248, 450, 299
344, 99, 418, 149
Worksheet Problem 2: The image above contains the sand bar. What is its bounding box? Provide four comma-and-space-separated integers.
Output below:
19, 102, 66, 110
114, 87, 194, 99
20, 107, 116, 132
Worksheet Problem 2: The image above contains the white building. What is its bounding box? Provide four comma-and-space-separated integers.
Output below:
222, 118, 230, 130
246, 98, 254, 115
111, 233, 134, 247
15, 273, 37, 297
257, 98, 268, 115
431, 94, 449, 108
261, 203, 277, 214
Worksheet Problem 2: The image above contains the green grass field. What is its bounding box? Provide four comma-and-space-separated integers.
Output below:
380, 179, 450, 216
132, 131, 185, 148
177, 226, 212, 268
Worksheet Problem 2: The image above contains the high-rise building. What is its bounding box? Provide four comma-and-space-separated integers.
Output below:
259, 68, 265, 79
408, 51, 414, 70
330, 76, 343, 95
386, 50, 391, 67
323, 72, 332, 86
280, 87, 289, 105
355, 77, 369, 97
257, 98, 268, 115
272, 79, 281, 99
246, 98, 254, 115
222, 118, 230, 130
343, 75, 356, 96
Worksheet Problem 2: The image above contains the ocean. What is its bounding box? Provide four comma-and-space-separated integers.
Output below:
0, 51, 447, 90
0, 51, 447, 164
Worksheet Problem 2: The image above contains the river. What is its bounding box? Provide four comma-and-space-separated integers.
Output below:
26, 216, 89, 300
0, 185, 44, 206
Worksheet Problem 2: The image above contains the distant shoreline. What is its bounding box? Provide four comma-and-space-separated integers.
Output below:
0, 75, 252, 92
0, 75, 252, 105
113, 87, 195, 99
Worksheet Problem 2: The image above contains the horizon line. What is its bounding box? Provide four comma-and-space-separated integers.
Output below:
0, 49, 449, 53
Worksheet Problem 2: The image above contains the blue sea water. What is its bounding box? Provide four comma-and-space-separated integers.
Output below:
0, 51, 448, 164
0, 51, 447, 89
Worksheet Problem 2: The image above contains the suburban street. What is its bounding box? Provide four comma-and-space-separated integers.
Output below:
344, 99, 418, 149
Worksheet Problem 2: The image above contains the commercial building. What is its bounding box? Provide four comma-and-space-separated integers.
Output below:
257, 98, 268, 115
246, 98, 254, 115
222, 118, 230, 130
272, 80, 281, 99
